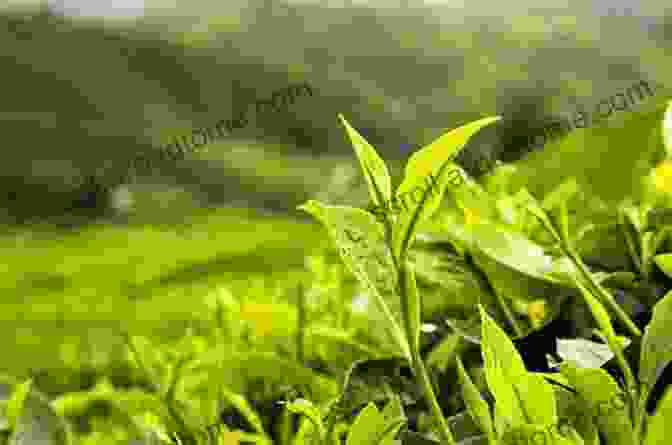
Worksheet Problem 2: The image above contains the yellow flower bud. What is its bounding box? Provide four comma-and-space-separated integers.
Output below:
527, 300, 547, 326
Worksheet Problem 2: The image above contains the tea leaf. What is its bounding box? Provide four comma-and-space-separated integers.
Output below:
455, 356, 494, 440
400, 260, 422, 353
299, 200, 410, 360
639, 289, 672, 392
339, 114, 392, 208
5, 380, 31, 432
283, 399, 326, 440
663, 99, 672, 158
644, 386, 672, 445
654, 253, 672, 278
559, 361, 634, 445
393, 116, 501, 257
346, 403, 384, 445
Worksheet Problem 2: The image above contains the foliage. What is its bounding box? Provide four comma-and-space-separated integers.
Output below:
4, 93, 672, 445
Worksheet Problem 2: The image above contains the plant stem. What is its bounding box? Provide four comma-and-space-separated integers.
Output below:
398, 258, 456, 445
619, 211, 643, 276
533, 207, 641, 337
565, 247, 641, 337
412, 350, 456, 445
493, 286, 524, 338
296, 283, 306, 364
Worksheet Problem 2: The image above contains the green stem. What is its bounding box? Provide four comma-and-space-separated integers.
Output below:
619, 214, 643, 276
593, 329, 640, 444
565, 247, 641, 337
412, 350, 457, 445
398, 258, 456, 445
493, 287, 524, 338
635, 388, 649, 442
296, 283, 306, 364
533, 208, 640, 337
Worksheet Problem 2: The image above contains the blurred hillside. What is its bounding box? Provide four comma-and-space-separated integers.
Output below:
1, 0, 671, 224
2, 0, 672, 398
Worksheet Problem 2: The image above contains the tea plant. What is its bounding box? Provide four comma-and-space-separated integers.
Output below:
3, 100, 672, 445
298, 102, 672, 445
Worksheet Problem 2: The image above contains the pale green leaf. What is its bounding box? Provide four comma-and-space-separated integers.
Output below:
570, 276, 617, 342
560, 361, 634, 445
501, 424, 580, 445
400, 260, 422, 353
639, 289, 672, 392
393, 116, 501, 257
455, 356, 494, 440
339, 114, 392, 207
654, 253, 672, 279
381, 395, 405, 421
542, 177, 579, 211
377, 417, 406, 445
283, 399, 326, 440
298, 200, 410, 361
663, 99, 672, 158
5, 380, 31, 432
346, 403, 384, 445
219, 387, 266, 436
480, 307, 557, 429
644, 386, 672, 445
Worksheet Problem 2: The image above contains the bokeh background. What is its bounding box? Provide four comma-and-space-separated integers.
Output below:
1, 0, 672, 433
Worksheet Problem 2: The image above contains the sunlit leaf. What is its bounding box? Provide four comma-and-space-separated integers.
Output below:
560, 361, 633, 445
298, 201, 410, 360
393, 116, 501, 257
339, 114, 392, 208
455, 356, 494, 441
644, 386, 672, 445
639, 289, 672, 393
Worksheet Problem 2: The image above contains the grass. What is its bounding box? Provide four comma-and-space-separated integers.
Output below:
0, 206, 331, 381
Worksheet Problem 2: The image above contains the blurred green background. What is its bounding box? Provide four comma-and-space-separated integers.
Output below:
1, 0, 672, 393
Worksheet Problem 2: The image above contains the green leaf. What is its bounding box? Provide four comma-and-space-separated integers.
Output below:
400, 431, 440, 445
5, 380, 31, 432
455, 356, 494, 441
298, 200, 410, 361
469, 222, 567, 286
426, 333, 462, 372
219, 387, 266, 436
283, 399, 326, 440
654, 253, 672, 278
501, 424, 579, 445
479, 306, 556, 430
542, 177, 580, 211
446, 411, 484, 441
570, 276, 617, 343
400, 260, 422, 353
346, 403, 384, 445
559, 361, 634, 445
663, 99, 672, 158
644, 386, 672, 445
510, 373, 558, 425
338, 114, 392, 208
0, 376, 72, 445
393, 116, 501, 257
335, 358, 419, 414
377, 416, 406, 445
639, 289, 672, 392
381, 395, 405, 421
